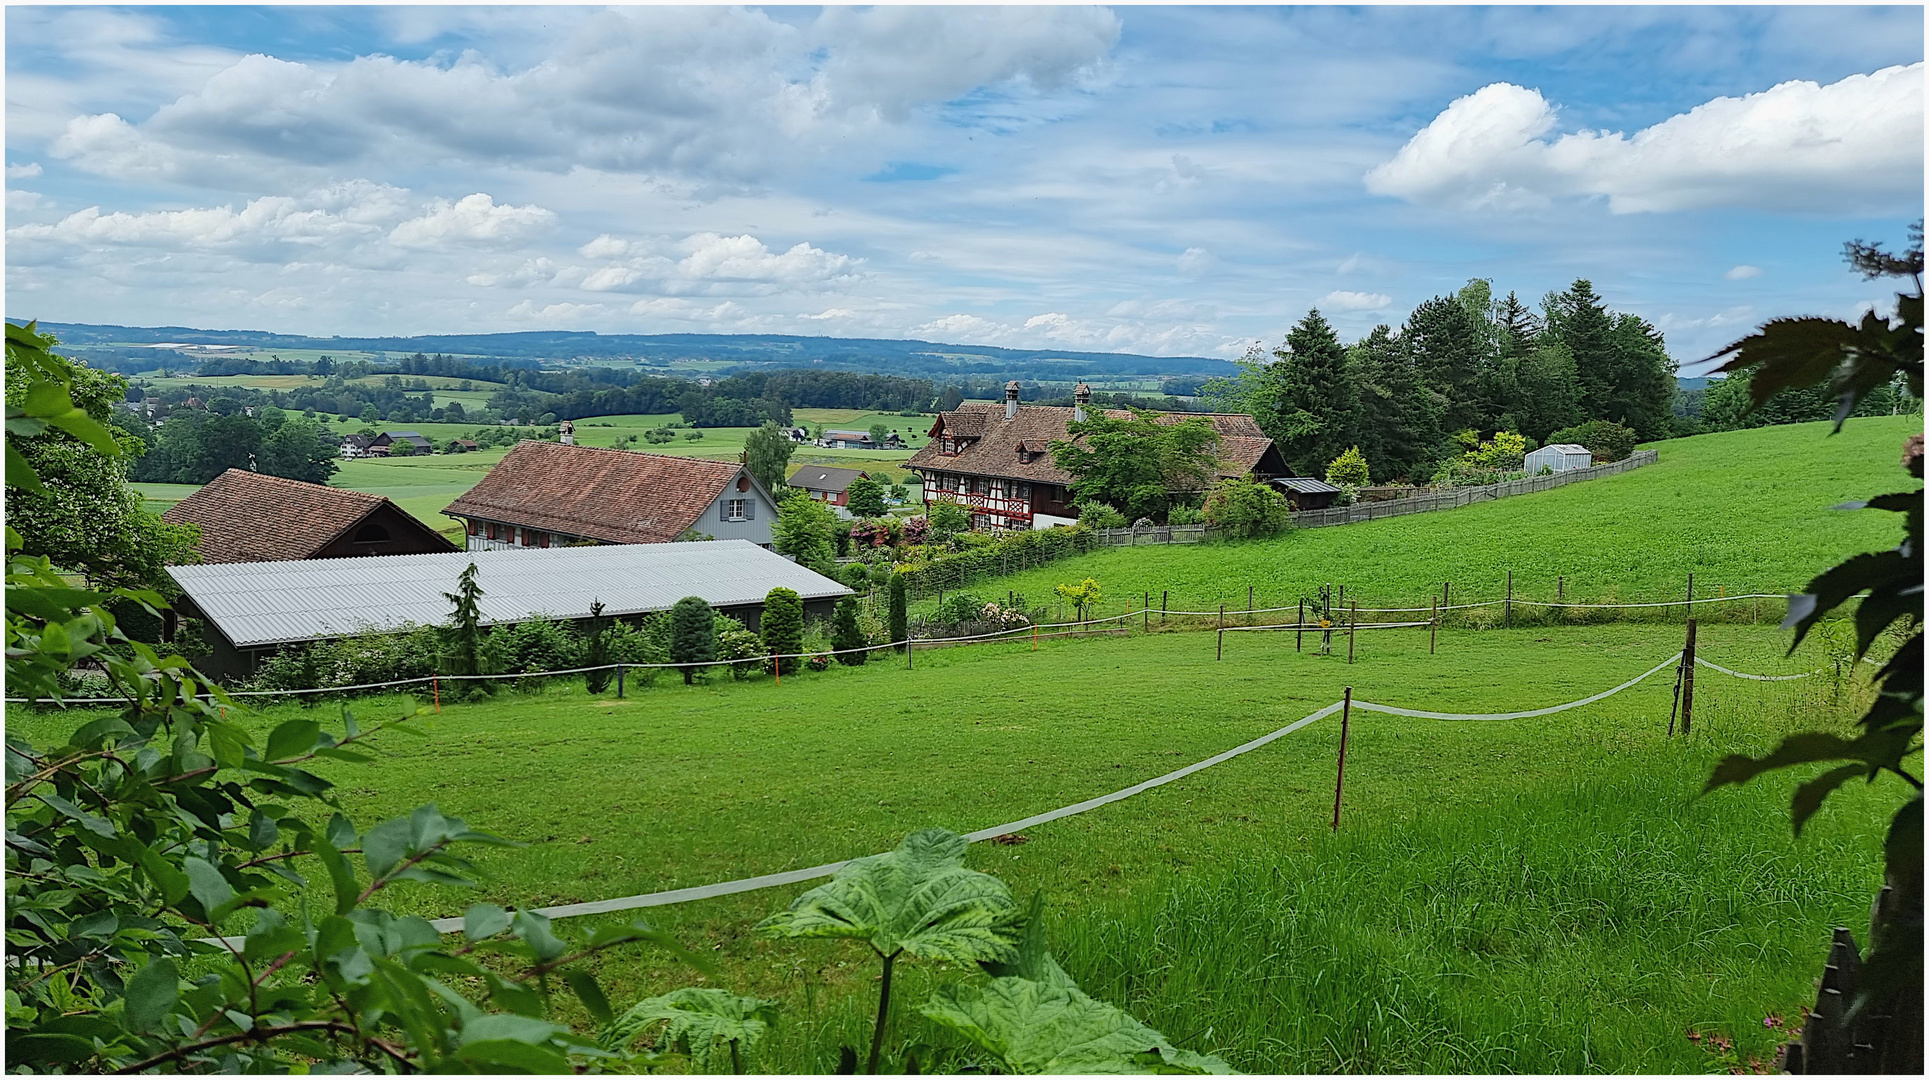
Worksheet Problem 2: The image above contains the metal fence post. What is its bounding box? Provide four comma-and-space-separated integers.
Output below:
1681, 619, 1698, 735
615, 665, 624, 699
1332, 687, 1352, 832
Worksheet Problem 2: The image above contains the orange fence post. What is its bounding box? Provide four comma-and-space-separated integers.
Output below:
433, 676, 441, 713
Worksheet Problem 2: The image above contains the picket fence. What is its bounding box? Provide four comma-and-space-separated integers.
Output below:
1091, 449, 1660, 545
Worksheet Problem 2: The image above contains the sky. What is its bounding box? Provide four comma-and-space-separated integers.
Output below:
4, 4, 1923, 371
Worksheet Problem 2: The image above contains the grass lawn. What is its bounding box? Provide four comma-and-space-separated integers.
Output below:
12, 622, 1895, 1072
929, 416, 1917, 616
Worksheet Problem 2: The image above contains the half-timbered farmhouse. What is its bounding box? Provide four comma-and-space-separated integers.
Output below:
442, 441, 779, 551
906, 382, 1288, 531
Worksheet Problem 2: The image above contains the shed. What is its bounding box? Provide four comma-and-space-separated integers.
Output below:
168, 540, 853, 681
1270, 476, 1341, 511
1525, 443, 1593, 474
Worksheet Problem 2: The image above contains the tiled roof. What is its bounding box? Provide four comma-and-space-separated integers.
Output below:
163, 470, 390, 563
906, 405, 1282, 486
791, 466, 868, 493
443, 441, 744, 544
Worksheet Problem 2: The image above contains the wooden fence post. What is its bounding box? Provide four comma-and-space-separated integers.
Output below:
616, 665, 624, 699
1348, 600, 1357, 664
1217, 627, 1224, 661
1297, 597, 1305, 653
1684, 572, 1694, 621
1219, 603, 1225, 630
1681, 618, 1697, 735
1143, 592, 1149, 632
907, 638, 914, 669
1442, 580, 1451, 610
1332, 687, 1352, 832
1505, 569, 1514, 627
1430, 596, 1438, 654
433, 675, 441, 713
1557, 575, 1564, 602
1162, 590, 1168, 625
1248, 585, 1254, 623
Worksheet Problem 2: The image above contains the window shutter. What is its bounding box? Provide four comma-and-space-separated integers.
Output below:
745, 497, 755, 520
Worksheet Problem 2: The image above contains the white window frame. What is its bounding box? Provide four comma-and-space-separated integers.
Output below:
726, 498, 748, 522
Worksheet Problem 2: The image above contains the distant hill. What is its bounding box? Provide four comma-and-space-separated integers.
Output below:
21, 322, 1236, 381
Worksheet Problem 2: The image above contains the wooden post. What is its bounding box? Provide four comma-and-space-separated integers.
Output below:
774, 655, 781, 686
1505, 569, 1513, 628
1332, 687, 1352, 832
1162, 590, 1168, 624
616, 664, 625, 698
1217, 627, 1224, 661
1442, 580, 1450, 610
1143, 592, 1149, 632
1681, 618, 1697, 735
1430, 596, 1438, 654
1297, 597, 1305, 653
1348, 601, 1357, 664
1557, 575, 1564, 602
1219, 603, 1225, 630
1248, 585, 1254, 620
1684, 572, 1694, 621
908, 637, 914, 669
1032, 623, 1037, 651
433, 675, 441, 713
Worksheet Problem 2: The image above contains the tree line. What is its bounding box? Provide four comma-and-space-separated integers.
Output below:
1208, 278, 1677, 482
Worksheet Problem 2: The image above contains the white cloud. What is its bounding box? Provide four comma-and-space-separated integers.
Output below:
465, 258, 560, 288
7, 191, 44, 212
1317, 290, 1394, 311
507, 299, 605, 322
913, 310, 1241, 356
1725, 264, 1763, 280
6, 163, 43, 179
1366, 63, 1924, 213
573, 232, 863, 295
1176, 246, 1215, 275
387, 194, 556, 249
578, 234, 637, 259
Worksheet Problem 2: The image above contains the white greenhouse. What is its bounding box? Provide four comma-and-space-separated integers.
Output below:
1524, 443, 1594, 474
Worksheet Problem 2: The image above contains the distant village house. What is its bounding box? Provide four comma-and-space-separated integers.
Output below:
789, 466, 871, 511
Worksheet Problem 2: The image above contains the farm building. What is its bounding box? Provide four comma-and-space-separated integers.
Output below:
443, 440, 779, 550
162, 469, 456, 564
822, 429, 878, 449
907, 382, 1287, 531
1525, 443, 1594, 473
168, 540, 853, 681
1271, 477, 1341, 511
790, 466, 871, 511
373, 430, 433, 454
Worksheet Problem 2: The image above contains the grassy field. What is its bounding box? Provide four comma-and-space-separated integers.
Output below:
929, 417, 1917, 616
10, 623, 1895, 1072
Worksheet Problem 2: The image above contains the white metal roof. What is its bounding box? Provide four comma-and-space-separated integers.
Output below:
1532, 444, 1592, 455
169, 541, 853, 648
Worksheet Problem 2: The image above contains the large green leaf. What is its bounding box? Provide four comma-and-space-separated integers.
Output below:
602, 987, 779, 1070
758, 828, 1021, 963
921, 954, 1234, 1075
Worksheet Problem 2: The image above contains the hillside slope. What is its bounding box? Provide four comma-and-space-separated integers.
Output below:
943, 416, 1919, 611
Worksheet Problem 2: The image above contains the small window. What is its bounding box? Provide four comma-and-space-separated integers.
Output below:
465, 520, 478, 536
485, 522, 499, 540
353, 523, 391, 544
727, 498, 748, 522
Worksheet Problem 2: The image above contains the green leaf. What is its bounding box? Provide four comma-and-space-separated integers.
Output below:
183, 856, 236, 922
460, 1012, 569, 1047
264, 719, 322, 762
566, 971, 614, 1026
464, 903, 511, 942
6, 439, 46, 494
122, 958, 179, 1033
1704, 732, 1866, 791
602, 987, 779, 1070
205, 721, 248, 771
919, 953, 1235, 1074
513, 909, 567, 964
1791, 764, 1867, 835
311, 830, 361, 916
758, 828, 1021, 963
35, 792, 114, 838
361, 816, 413, 880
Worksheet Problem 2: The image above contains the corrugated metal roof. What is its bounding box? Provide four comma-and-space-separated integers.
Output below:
169, 541, 853, 649
1533, 444, 1592, 455
1272, 477, 1341, 494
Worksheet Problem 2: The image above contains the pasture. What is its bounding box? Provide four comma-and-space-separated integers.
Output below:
12, 621, 1894, 1072
926, 417, 1916, 616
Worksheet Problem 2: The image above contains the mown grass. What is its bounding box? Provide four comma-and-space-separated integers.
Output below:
9, 623, 1896, 1072
924, 417, 1917, 617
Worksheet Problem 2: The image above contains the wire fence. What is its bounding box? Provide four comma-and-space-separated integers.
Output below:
189, 643, 1807, 946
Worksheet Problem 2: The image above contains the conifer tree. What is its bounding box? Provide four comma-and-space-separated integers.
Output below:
832, 596, 866, 665
888, 571, 908, 650
670, 595, 716, 685
760, 587, 804, 675
1251, 309, 1357, 476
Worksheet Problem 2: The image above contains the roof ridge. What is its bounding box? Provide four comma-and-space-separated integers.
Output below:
508, 440, 740, 469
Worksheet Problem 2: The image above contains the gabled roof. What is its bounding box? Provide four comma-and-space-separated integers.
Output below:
443, 441, 751, 544
1535, 443, 1592, 454
1272, 477, 1341, 495
791, 466, 869, 494
169, 541, 853, 648
377, 430, 432, 447
906, 404, 1283, 486
163, 469, 438, 563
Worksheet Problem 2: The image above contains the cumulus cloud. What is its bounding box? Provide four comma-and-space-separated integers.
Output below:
507, 299, 606, 322
6, 163, 43, 179
1317, 290, 1393, 311
913, 310, 1241, 356
572, 231, 863, 295
47, 6, 1120, 186
1365, 63, 1924, 213
1725, 264, 1764, 280
387, 194, 556, 248
7, 191, 44, 212
1176, 246, 1215, 275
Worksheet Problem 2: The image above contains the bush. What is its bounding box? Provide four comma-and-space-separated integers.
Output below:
1166, 504, 1203, 526
901, 515, 930, 545
248, 623, 442, 692
669, 595, 716, 684
773, 490, 839, 575
1201, 477, 1292, 539
849, 517, 893, 549
483, 615, 583, 678
806, 653, 831, 671
717, 625, 764, 680
845, 476, 888, 518
761, 587, 804, 674
832, 596, 866, 664
928, 499, 971, 540
1077, 501, 1127, 529
888, 570, 909, 647
1325, 445, 1371, 487
1547, 420, 1638, 462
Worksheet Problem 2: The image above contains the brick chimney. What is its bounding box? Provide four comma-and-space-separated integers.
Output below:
1004, 380, 1021, 421
1073, 382, 1092, 423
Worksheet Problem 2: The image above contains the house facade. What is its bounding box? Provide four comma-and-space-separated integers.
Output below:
443, 440, 779, 551
905, 382, 1288, 531
790, 466, 870, 511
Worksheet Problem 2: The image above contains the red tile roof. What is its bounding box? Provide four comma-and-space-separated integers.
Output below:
906, 405, 1285, 486
442, 441, 747, 544
163, 470, 397, 563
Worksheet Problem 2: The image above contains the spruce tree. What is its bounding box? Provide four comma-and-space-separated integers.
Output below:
584, 600, 612, 694
832, 596, 866, 665
1405, 293, 1487, 437
442, 562, 485, 678
888, 571, 908, 650
1253, 309, 1357, 476
669, 595, 716, 685
760, 587, 804, 675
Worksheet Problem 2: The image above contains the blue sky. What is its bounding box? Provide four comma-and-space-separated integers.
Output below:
5, 5, 1922, 370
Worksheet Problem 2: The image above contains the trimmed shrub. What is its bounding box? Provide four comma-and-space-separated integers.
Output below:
1325, 445, 1371, 487
1201, 477, 1292, 539
761, 587, 805, 674
1077, 502, 1127, 529
832, 596, 866, 665
669, 595, 716, 684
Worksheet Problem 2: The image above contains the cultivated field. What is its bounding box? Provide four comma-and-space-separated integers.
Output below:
927, 417, 1917, 616
10, 623, 1893, 1072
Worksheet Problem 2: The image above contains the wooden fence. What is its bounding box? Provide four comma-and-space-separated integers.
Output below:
1092, 449, 1659, 544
